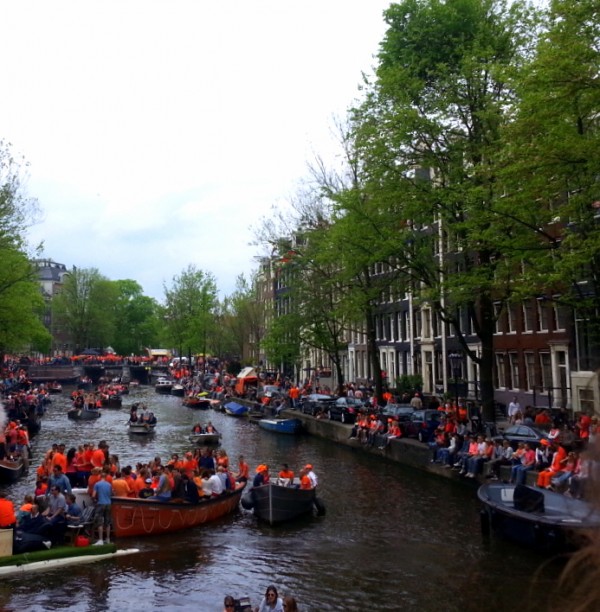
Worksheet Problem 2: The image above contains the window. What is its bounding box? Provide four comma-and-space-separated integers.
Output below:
579, 388, 595, 413
507, 304, 518, 333
524, 352, 536, 391
423, 309, 432, 339
540, 353, 552, 391
400, 312, 408, 341
414, 309, 422, 339
495, 354, 506, 388
509, 352, 520, 389
537, 299, 550, 332
522, 301, 534, 332
494, 302, 503, 334
553, 301, 567, 331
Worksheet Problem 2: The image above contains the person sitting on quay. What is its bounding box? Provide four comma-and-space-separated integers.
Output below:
535, 438, 552, 470
429, 429, 449, 463
486, 439, 512, 480
436, 432, 460, 467
453, 434, 476, 472
464, 435, 492, 478
510, 442, 536, 485
551, 451, 580, 492
537, 440, 568, 489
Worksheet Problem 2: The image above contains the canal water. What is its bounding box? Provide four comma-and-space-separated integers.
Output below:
0, 387, 564, 611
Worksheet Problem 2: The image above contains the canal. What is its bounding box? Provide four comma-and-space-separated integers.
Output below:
0, 387, 563, 611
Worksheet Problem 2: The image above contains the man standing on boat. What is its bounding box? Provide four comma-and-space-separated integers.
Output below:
305, 464, 318, 489
92, 469, 113, 545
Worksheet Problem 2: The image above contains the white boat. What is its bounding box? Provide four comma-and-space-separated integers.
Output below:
128, 422, 156, 435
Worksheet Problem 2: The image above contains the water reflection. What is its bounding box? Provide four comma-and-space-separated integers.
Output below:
0, 386, 562, 611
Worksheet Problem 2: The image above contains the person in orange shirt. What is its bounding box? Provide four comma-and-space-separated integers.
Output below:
216, 449, 229, 469
278, 463, 295, 483
235, 455, 249, 483
111, 471, 132, 497
91, 445, 106, 470
87, 467, 103, 496
52, 444, 68, 473
0, 495, 16, 528
299, 468, 312, 490
537, 442, 568, 488
180, 452, 198, 478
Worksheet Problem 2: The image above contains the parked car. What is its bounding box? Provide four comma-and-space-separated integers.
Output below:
380, 403, 415, 423
327, 397, 365, 424
403, 409, 444, 442
493, 424, 550, 449
300, 393, 337, 416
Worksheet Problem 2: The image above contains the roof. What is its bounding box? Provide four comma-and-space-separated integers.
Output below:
237, 367, 258, 379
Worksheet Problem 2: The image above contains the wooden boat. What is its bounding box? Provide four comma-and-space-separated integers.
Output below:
67, 408, 101, 420
183, 396, 211, 409
224, 401, 248, 417
478, 483, 600, 551
258, 418, 303, 435
110, 482, 246, 537
128, 422, 156, 435
242, 480, 323, 525
0, 542, 140, 577
0, 457, 26, 484
189, 432, 221, 445
155, 377, 174, 394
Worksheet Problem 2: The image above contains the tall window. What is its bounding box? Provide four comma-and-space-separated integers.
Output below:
509, 352, 520, 389
540, 353, 552, 390
507, 304, 518, 333
495, 354, 506, 388
524, 352, 536, 391
414, 309, 422, 339
522, 301, 534, 332
553, 301, 567, 331
423, 309, 432, 339
494, 302, 503, 334
537, 300, 550, 332
579, 388, 595, 413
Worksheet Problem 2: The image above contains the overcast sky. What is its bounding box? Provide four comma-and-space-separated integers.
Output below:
1, 1, 391, 301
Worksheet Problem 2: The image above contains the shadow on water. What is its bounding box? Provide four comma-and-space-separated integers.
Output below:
0, 386, 564, 611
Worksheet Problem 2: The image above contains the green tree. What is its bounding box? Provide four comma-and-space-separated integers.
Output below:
110, 279, 161, 355
348, 0, 537, 418
52, 267, 116, 352
163, 265, 218, 358
500, 0, 600, 367
0, 249, 51, 359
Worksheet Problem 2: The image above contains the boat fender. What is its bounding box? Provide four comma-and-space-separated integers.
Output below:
240, 491, 254, 510
313, 497, 326, 516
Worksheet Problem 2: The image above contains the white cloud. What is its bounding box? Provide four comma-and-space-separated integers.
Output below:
1, 0, 391, 300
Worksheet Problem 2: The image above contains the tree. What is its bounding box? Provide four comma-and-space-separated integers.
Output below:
52, 267, 116, 352
163, 265, 218, 358
348, 0, 537, 418
0, 249, 51, 359
110, 280, 161, 355
500, 0, 600, 368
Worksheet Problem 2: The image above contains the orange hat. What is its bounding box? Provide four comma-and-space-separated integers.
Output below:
256, 464, 267, 473
304, 464, 313, 470
540, 439, 550, 446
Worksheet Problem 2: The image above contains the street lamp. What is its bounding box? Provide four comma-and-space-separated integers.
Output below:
448, 351, 462, 405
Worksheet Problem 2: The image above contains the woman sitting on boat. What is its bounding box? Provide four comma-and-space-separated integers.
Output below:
253, 465, 270, 488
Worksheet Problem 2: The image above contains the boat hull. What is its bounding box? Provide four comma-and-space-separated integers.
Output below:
0, 458, 26, 484
128, 424, 156, 435
183, 398, 211, 409
258, 418, 303, 435
111, 484, 245, 537
189, 433, 221, 445
250, 482, 316, 525
68, 409, 101, 420
224, 401, 248, 417
478, 483, 600, 551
